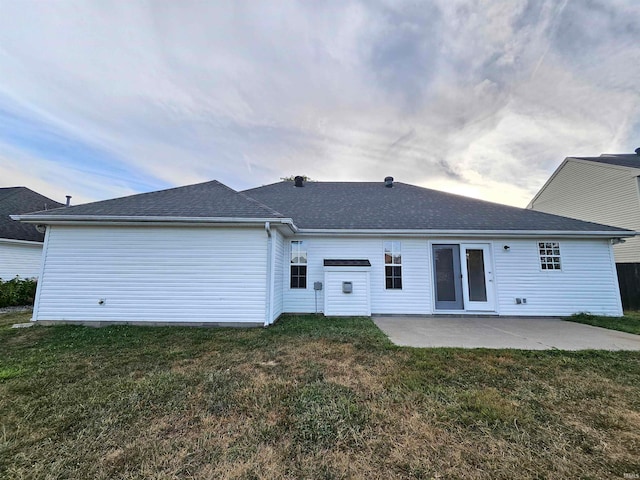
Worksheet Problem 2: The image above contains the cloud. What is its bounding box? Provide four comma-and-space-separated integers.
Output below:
0, 0, 638, 206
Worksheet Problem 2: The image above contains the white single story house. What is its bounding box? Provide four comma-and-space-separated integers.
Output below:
0, 187, 63, 280
13, 177, 634, 326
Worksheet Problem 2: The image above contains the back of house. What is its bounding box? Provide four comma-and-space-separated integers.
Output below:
13, 177, 633, 326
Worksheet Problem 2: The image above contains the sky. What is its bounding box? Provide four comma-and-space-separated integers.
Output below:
0, 0, 639, 207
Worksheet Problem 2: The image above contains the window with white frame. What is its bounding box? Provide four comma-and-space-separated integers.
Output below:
290, 241, 307, 288
384, 241, 402, 289
538, 241, 561, 270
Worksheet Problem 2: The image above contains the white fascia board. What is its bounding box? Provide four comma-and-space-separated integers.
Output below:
10, 215, 298, 232
294, 228, 636, 238
0, 237, 43, 246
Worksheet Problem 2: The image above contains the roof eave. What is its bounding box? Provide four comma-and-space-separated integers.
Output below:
11, 214, 298, 232
294, 228, 636, 238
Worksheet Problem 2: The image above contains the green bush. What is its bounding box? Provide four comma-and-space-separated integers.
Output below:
0, 277, 37, 308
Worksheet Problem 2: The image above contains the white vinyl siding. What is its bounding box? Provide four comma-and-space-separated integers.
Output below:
282, 236, 622, 317
283, 237, 431, 314
272, 229, 285, 321
494, 238, 621, 316
529, 159, 640, 262
34, 225, 268, 324
0, 241, 42, 280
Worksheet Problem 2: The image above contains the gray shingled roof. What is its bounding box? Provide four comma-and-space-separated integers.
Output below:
573, 153, 640, 170
20, 180, 283, 219
243, 180, 629, 232
0, 187, 63, 241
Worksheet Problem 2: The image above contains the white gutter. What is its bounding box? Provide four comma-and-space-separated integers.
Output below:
294, 228, 636, 238
0, 238, 43, 246
10, 214, 632, 238
11, 214, 298, 233
264, 222, 273, 327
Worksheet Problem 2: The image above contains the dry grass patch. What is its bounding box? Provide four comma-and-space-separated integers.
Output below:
1, 315, 639, 479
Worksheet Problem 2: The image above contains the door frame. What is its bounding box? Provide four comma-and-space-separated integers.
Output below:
429, 241, 497, 314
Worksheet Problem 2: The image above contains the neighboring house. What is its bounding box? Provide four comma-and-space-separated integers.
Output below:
13, 177, 633, 326
0, 187, 63, 280
528, 149, 640, 263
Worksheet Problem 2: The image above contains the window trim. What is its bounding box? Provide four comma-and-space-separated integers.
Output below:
383, 240, 403, 290
538, 241, 562, 271
290, 240, 308, 289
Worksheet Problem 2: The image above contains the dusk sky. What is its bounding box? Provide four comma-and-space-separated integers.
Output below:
1, 0, 639, 207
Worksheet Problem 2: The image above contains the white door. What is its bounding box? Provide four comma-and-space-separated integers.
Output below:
460, 244, 495, 312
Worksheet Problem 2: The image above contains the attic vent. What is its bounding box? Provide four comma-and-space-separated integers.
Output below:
294, 176, 304, 188
635, 147, 640, 156
384, 176, 394, 188
65, 195, 72, 207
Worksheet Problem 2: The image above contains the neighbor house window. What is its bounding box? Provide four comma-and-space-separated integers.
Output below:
290, 241, 307, 288
538, 242, 561, 270
384, 241, 402, 289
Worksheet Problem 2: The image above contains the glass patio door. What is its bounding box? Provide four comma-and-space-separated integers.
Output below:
432, 243, 495, 312
432, 245, 464, 310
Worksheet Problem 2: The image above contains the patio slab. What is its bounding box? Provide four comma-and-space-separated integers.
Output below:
372, 316, 640, 350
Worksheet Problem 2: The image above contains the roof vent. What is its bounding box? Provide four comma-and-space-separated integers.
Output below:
384, 176, 394, 188
65, 195, 72, 207
635, 147, 640, 156
294, 176, 304, 188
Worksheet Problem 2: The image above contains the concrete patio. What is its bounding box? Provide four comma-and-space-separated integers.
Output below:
373, 316, 640, 350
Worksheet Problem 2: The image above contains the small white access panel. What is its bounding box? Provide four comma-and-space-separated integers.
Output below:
323, 259, 371, 317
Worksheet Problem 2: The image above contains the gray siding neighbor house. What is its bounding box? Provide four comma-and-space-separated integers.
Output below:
13, 177, 634, 326
0, 187, 63, 280
528, 150, 640, 263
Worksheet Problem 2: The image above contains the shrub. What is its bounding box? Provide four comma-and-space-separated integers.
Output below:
0, 277, 37, 308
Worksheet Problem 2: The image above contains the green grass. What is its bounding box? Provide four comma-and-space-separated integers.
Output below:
1, 312, 639, 479
567, 311, 640, 335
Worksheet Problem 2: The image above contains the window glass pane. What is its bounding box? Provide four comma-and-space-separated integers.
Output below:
384, 242, 401, 288
466, 249, 487, 302
539, 241, 560, 270
290, 265, 307, 289
291, 241, 307, 264
435, 248, 456, 301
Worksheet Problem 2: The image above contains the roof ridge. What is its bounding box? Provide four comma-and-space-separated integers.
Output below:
209, 181, 284, 217
236, 191, 285, 217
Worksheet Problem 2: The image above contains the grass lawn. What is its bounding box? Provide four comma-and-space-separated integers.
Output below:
567, 311, 640, 335
1, 312, 639, 479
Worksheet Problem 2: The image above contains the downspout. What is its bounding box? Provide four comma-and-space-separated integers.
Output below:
264, 222, 273, 327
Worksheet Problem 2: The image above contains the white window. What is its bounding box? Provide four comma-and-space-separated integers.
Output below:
290, 241, 307, 288
384, 241, 402, 289
538, 242, 561, 270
